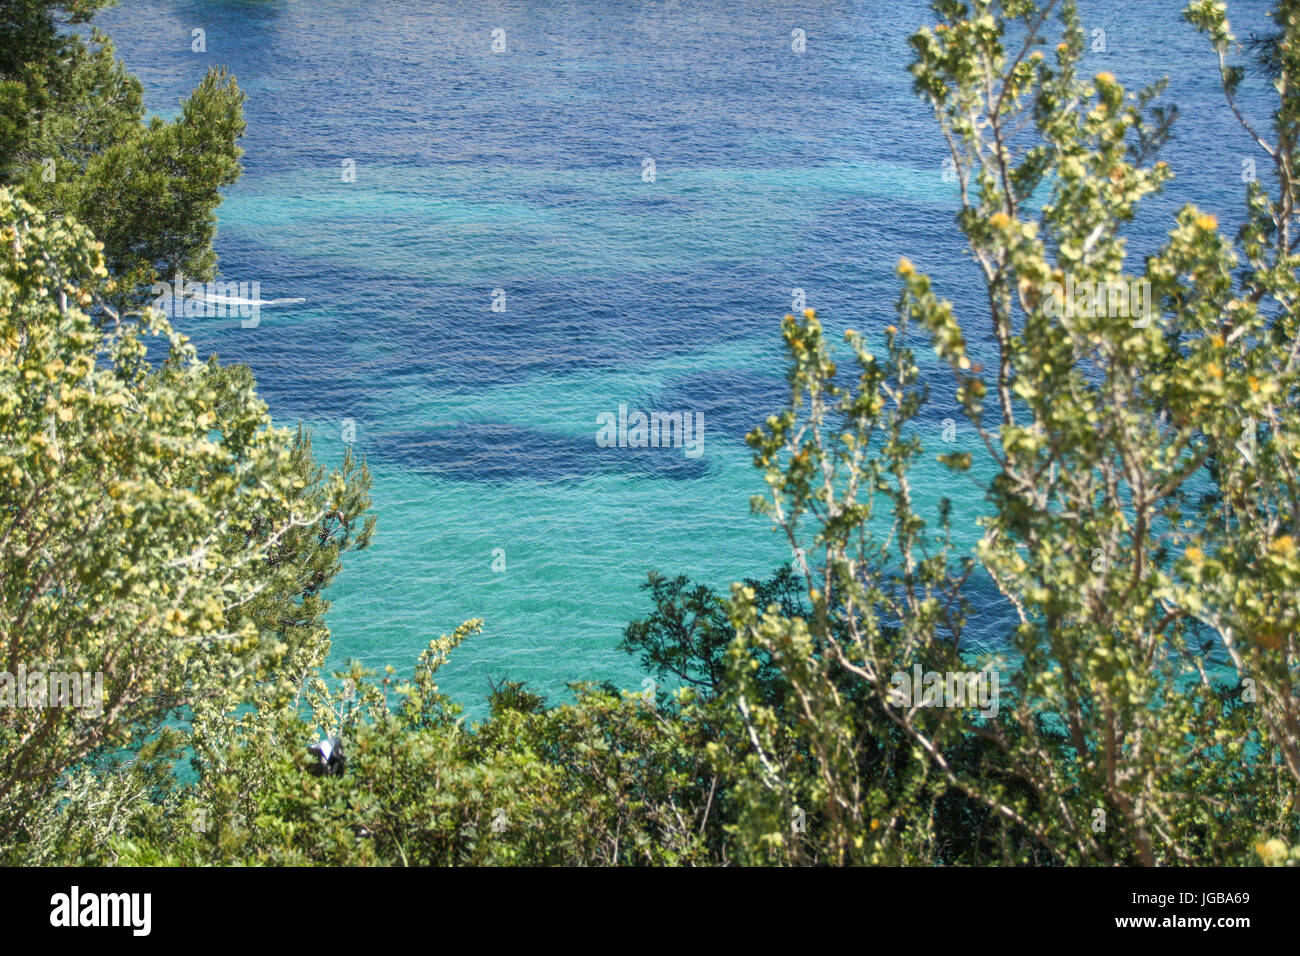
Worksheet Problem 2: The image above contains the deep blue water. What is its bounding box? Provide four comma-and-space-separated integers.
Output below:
95, 0, 1274, 711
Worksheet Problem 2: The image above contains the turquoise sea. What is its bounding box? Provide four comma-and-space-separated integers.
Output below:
97, 0, 1273, 712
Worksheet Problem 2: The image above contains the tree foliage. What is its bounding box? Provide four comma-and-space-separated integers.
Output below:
1, 0, 245, 308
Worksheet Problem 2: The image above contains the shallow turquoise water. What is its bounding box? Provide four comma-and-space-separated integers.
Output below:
96, 0, 1273, 712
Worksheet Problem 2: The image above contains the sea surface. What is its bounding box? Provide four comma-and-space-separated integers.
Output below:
96, 0, 1273, 713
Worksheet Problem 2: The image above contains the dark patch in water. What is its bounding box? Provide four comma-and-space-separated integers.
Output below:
369, 423, 708, 483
